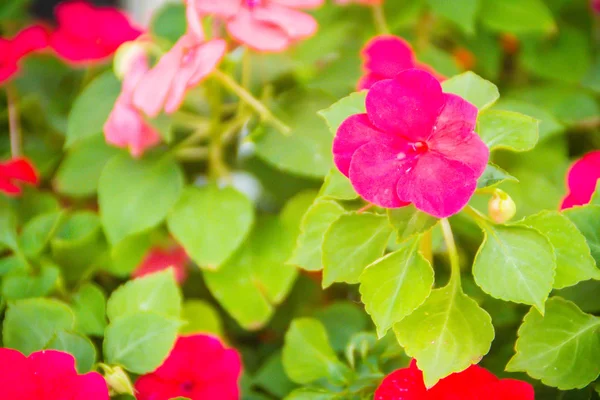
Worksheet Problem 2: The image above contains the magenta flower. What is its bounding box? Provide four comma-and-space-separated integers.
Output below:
135, 335, 242, 400
358, 35, 444, 90
335, 0, 383, 5
132, 245, 189, 284
0, 158, 39, 196
194, 0, 323, 52
0, 348, 109, 399
333, 69, 489, 218
0, 25, 49, 84
592, 0, 600, 13
104, 51, 162, 157
561, 150, 600, 210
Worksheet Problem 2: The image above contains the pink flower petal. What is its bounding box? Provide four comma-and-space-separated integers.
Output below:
133, 246, 189, 284
397, 152, 478, 217
227, 7, 290, 52
562, 150, 600, 209
333, 114, 384, 177
362, 35, 415, 81
366, 69, 444, 141
29, 350, 80, 399
0, 158, 39, 184
492, 379, 535, 400
0, 348, 36, 399
253, 4, 318, 40
10, 25, 49, 59
135, 375, 180, 400
72, 372, 110, 400
426, 364, 498, 399
272, 0, 325, 9
373, 360, 428, 400
348, 140, 413, 208
194, 0, 241, 17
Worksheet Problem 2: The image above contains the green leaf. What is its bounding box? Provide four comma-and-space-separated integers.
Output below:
0, 205, 19, 252
507, 297, 600, 390
150, 3, 186, 43
318, 91, 367, 135
285, 388, 337, 400
477, 110, 539, 152
314, 302, 369, 352
427, 0, 478, 34
180, 300, 223, 336
104, 312, 179, 374
72, 283, 107, 337
106, 232, 153, 277
441, 71, 499, 110
3, 298, 75, 355
19, 211, 64, 258
322, 213, 393, 287
46, 330, 97, 373
54, 135, 121, 197
254, 89, 335, 178
288, 199, 346, 271
168, 185, 254, 269
476, 164, 518, 189
519, 211, 600, 289
282, 318, 350, 385
387, 205, 438, 243
479, 0, 555, 34
203, 216, 296, 330
360, 237, 434, 338
99, 154, 184, 244
494, 99, 564, 142
564, 205, 600, 265
394, 284, 494, 387
107, 269, 182, 321
254, 352, 297, 398
472, 224, 555, 312
280, 190, 319, 235
2, 263, 60, 301
318, 168, 357, 201
66, 71, 121, 147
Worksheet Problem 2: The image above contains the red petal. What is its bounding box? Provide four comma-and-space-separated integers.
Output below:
374, 361, 428, 400
135, 374, 180, 400
562, 150, 600, 209
0, 158, 39, 185
366, 69, 445, 141
426, 364, 498, 399
132, 246, 189, 284
0, 176, 22, 196
0, 348, 36, 399
362, 35, 416, 80
493, 379, 535, 400
10, 25, 49, 60
333, 114, 385, 176
72, 372, 110, 400
28, 350, 80, 399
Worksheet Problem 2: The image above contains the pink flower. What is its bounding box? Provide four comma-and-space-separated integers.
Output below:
132, 1, 227, 118
132, 245, 189, 284
333, 69, 489, 218
104, 51, 162, 157
0, 158, 39, 196
135, 335, 242, 400
194, 0, 323, 52
561, 150, 600, 209
0, 348, 109, 399
50, 0, 142, 64
358, 35, 444, 90
592, 0, 600, 13
0, 25, 49, 84
335, 0, 382, 5
375, 360, 534, 400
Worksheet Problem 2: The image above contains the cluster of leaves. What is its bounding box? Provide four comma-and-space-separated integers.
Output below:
1, 0, 600, 399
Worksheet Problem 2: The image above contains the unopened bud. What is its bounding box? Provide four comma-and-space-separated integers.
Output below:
488, 189, 516, 224
101, 364, 134, 396
114, 41, 147, 79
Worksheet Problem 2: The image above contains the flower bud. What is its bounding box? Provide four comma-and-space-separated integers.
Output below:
101, 364, 134, 396
488, 189, 516, 224
113, 41, 147, 79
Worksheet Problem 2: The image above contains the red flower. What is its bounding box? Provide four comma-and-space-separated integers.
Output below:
194, 0, 323, 52
0, 158, 39, 196
358, 35, 444, 90
375, 360, 534, 400
333, 69, 489, 218
0, 25, 49, 84
561, 150, 600, 209
132, 245, 189, 284
50, 1, 142, 64
0, 348, 109, 399
135, 335, 242, 400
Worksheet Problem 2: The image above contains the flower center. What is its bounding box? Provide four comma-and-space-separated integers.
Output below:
180, 380, 195, 393
181, 45, 198, 65
397, 141, 428, 160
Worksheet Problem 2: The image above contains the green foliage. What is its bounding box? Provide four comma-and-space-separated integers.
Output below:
318, 91, 367, 135
72, 283, 107, 337
387, 206, 438, 243
46, 331, 97, 373
441, 72, 499, 110
477, 110, 539, 152
478, 0, 555, 34
477, 164, 518, 189
180, 300, 223, 336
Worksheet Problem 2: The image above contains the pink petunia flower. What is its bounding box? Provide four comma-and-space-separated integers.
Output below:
561, 150, 600, 209
104, 51, 162, 157
358, 35, 444, 90
50, 0, 142, 64
375, 359, 534, 400
0, 25, 49, 84
132, 1, 227, 117
132, 245, 189, 284
333, 69, 489, 218
0, 348, 109, 399
194, 0, 323, 52
135, 335, 242, 400
0, 158, 39, 196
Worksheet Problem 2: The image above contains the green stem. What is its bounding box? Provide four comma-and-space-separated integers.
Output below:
6, 85, 21, 158
463, 205, 493, 227
212, 69, 291, 136
371, 4, 390, 34
440, 218, 461, 289
207, 80, 229, 180
176, 147, 209, 161
419, 229, 433, 264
